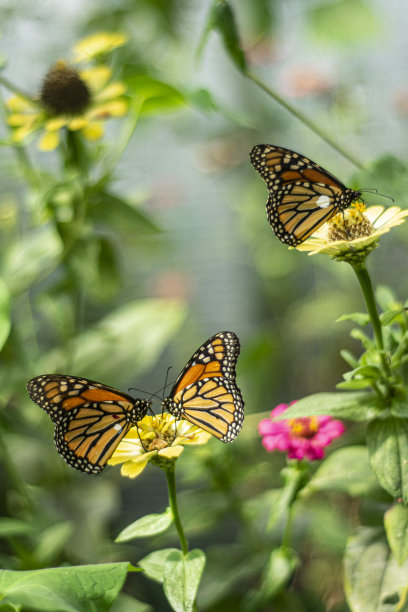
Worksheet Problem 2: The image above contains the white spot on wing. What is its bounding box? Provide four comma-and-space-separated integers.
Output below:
316, 195, 331, 209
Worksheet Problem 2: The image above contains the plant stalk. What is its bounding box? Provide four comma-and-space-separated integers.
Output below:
165, 465, 189, 556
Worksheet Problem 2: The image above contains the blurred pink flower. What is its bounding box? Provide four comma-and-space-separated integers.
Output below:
258, 403, 345, 461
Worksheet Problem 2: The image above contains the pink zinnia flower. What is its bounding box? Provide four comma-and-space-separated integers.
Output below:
258, 403, 345, 461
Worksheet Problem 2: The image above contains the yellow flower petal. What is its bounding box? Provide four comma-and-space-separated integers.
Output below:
81, 121, 104, 141
45, 117, 68, 131
38, 130, 60, 151
96, 82, 127, 101
6, 96, 36, 112
80, 66, 112, 92
12, 122, 38, 142
120, 458, 150, 479
7, 113, 39, 127
68, 117, 88, 131
90, 99, 128, 119
73, 32, 128, 62
158, 445, 184, 459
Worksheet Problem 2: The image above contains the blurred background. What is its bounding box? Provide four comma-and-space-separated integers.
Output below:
0, 0, 407, 610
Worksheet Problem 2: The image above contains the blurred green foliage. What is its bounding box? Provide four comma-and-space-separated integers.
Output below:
0, 0, 407, 610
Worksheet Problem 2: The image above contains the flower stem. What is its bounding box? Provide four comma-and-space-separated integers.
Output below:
351, 261, 391, 378
0, 74, 35, 103
165, 465, 189, 555
245, 70, 366, 171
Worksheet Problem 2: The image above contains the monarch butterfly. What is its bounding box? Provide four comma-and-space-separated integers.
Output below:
249, 144, 362, 246
163, 331, 244, 443
27, 332, 244, 474
27, 375, 151, 474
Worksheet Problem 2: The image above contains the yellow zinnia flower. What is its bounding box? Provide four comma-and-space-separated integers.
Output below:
296, 203, 408, 262
5, 33, 128, 151
108, 413, 212, 478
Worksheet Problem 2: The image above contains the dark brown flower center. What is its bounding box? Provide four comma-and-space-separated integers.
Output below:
40, 61, 90, 115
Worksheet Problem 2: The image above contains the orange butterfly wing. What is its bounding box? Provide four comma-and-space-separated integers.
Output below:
27, 375, 150, 474
163, 332, 244, 442
250, 145, 362, 245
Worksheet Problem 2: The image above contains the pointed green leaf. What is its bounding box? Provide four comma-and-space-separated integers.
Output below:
163, 549, 206, 612
4, 227, 63, 295
340, 349, 359, 368
336, 379, 373, 390
37, 299, 187, 384
138, 548, 179, 584
0, 279, 10, 352
243, 547, 299, 610
306, 446, 380, 497
116, 508, 173, 542
385, 503, 408, 564
88, 191, 160, 236
276, 391, 379, 421
367, 418, 408, 502
381, 308, 406, 326
336, 312, 370, 325
344, 528, 408, 612
0, 563, 132, 612
200, 0, 247, 72
0, 518, 34, 538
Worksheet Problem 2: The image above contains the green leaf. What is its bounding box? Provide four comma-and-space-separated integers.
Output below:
340, 349, 359, 369
4, 226, 63, 295
381, 308, 406, 326
116, 508, 173, 542
34, 522, 74, 565
344, 528, 408, 612
139, 549, 179, 584
88, 191, 161, 237
243, 547, 299, 610
0, 518, 34, 538
163, 549, 206, 612
0, 279, 10, 352
126, 76, 185, 116
308, 0, 379, 44
367, 417, 408, 502
199, 0, 247, 72
336, 379, 374, 390
336, 312, 370, 325
385, 503, 408, 565
37, 298, 188, 385
277, 391, 379, 422
0, 563, 132, 612
305, 447, 380, 497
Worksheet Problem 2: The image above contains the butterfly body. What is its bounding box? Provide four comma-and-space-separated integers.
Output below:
250, 144, 362, 245
163, 331, 244, 443
27, 375, 151, 474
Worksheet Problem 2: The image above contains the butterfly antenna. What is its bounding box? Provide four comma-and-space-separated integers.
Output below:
360, 189, 394, 203
128, 386, 163, 403
161, 366, 173, 416
136, 425, 148, 451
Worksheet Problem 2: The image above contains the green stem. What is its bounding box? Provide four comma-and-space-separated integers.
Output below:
165, 465, 189, 555
0, 74, 35, 104
351, 261, 391, 378
281, 503, 295, 549
245, 70, 366, 171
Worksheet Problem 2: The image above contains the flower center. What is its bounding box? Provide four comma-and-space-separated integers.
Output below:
288, 416, 319, 438
40, 61, 91, 115
327, 202, 373, 242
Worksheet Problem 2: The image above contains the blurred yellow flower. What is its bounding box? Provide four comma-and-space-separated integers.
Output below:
108, 413, 212, 478
296, 204, 408, 261
73, 32, 128, 62
5, 33, 128, 151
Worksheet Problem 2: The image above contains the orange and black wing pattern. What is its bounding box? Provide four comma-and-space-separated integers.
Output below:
163, 332, 244, 442
27, 375, 150, 474
250, 144, 362, 246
